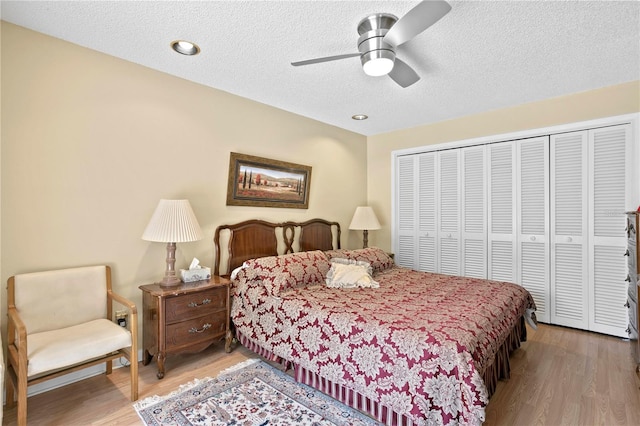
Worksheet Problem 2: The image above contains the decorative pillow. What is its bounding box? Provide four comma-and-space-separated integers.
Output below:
329, 257, 374, 276
325, 247, 394, 273
243, 250, 331, 296
325, 262, 379, 289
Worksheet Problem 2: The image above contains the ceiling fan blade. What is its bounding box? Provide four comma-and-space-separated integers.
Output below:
388, 58, 420, 88
384, 0, 451, 47
291, 53, 360, 67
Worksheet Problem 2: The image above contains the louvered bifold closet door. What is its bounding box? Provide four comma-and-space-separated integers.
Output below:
551, 132, 589, 329
488, 142, 517, 282
517, 137, 550, 323
461, 146, 487, 278
438, 150, 461, 275
588, 124, 630, 337
417, 153, 438, 272
395, 155, 417, 269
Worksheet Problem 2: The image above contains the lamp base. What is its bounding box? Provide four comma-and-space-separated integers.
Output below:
159, 242, 181, 287
159, 275, 181, 288
362, 230, 369, 249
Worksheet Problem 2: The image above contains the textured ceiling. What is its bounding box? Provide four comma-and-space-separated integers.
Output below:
2, 0, 639, 136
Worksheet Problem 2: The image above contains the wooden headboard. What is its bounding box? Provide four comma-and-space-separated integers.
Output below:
214, 218, 341, 276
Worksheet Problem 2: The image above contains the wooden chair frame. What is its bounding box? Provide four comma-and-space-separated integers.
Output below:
4, 265, 138, 425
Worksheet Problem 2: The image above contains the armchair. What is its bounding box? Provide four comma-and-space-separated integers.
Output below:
5, 265, 138, 425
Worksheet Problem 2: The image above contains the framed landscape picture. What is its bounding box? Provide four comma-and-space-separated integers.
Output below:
226, 152, 312, 209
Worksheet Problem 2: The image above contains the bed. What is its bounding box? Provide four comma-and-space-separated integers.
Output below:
214, 218, 536, 426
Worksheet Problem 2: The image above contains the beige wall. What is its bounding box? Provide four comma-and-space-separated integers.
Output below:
0, 23, 367, 339
367, 80, 640, 251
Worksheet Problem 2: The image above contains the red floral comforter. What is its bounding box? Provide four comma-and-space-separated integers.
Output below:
231, 264, 535, 425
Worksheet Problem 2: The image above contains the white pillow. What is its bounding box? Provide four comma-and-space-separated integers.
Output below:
230, 264, 245, 280
329, 258, 374, 275
325, 263, 379, 289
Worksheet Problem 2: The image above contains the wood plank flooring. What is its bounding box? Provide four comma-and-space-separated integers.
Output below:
485, 324, 640, 425
2, 323, 639, 425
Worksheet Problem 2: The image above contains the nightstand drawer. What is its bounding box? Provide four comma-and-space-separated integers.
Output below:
165, 310, 228, 350
165, 287, 227, 323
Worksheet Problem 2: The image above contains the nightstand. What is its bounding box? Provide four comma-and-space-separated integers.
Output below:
139, 276, 232, 379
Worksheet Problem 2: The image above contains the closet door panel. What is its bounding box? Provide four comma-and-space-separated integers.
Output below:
554, 244, 587, 323
551, 132, 589, 328
490, 241, 514, 282
592, 127, 627, 239
589, 124, 630, 337
396, 155, 417, 268
592, 246, 628, 333
417, 153, 438, 272
488, 142, 517, 282
520, 241, 548, 318
462, 146, 487, 278
517, 137, 550, 322
438, 150, 460, 275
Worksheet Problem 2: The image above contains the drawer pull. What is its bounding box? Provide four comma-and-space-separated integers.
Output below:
626, 327, 631, 334
625, 301, 630, 308
624, 249, 630, 257
187, 298, 211, 308
626, 275, 632, 282
189, 323, 212, 334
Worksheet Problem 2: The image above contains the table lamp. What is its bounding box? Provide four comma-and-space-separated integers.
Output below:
142, 199, 204, 287
349, 206, 381, 249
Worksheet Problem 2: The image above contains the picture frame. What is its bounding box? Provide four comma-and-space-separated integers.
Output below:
226, 152, 312, 209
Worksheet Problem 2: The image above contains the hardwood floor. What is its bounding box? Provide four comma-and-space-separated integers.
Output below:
485, 324, 640, 426
2, 323, 639, 425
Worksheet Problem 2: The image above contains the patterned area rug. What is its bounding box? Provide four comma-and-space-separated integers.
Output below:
134, 359, 381, 425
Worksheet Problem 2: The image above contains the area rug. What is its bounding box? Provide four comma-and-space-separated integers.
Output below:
133, 358, 381, 426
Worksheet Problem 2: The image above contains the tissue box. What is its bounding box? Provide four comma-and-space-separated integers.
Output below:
180, 267, 211, 283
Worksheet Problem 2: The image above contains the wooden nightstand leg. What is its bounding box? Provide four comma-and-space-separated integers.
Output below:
143, 349, 153, 366
156, 352, 166, 379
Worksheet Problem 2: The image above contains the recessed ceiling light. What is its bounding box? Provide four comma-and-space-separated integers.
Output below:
171, 40, 200, 56
352, 114, 369, 121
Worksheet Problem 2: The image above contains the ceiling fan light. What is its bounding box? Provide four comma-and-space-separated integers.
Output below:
361, 50, 395, 76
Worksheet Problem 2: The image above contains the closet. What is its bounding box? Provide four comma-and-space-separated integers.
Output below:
394, 118, 635, 338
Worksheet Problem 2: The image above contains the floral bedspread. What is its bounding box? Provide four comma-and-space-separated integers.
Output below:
231, 263, 535, 425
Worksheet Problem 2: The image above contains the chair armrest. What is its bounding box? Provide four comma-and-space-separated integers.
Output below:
7, 307, 27, 345
108, 291, 138, 316
6, 307, 28, 371
107, 291, 138, 357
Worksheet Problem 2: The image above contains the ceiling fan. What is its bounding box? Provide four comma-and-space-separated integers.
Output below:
291, 0, 451, 88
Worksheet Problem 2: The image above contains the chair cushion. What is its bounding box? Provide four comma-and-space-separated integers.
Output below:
27, 319, 132, 378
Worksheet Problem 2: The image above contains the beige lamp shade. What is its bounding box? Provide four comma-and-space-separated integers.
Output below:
142, 199, 203, 287
349, 206, 381, 249
349, 206, 381, 231
142, 199, 203, 243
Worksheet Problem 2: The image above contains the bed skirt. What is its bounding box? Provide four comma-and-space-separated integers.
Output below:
235, 315, 527, 425
481, 315, 526, 397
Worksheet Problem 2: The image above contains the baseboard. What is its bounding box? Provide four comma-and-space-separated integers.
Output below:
26, 364, 109, 397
